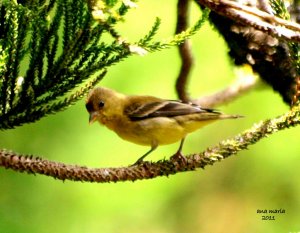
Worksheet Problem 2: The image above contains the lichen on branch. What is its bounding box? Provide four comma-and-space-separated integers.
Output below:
1, 102, 300, 183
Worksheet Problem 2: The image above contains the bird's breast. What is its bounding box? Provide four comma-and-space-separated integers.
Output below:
106, 116, 187, 146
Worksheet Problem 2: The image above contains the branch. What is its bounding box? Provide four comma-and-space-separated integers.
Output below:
194, 69, 258, 108
175, 0, 193, 102
196, 0, 300, 42
1, 102, 300, 183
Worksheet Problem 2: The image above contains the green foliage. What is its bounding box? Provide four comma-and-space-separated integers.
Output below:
270, 0, 290, 20
270, 0, 300, 73
0, 0, 208, 130
140, 8, 210, 51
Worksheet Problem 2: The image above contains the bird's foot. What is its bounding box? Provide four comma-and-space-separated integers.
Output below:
131, 159, 153, 167
170, 151, 188, 165
131, 158, 144, 166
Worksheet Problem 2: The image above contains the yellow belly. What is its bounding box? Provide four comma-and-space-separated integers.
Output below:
118, 118, 186, 146
103, 116, 214, 147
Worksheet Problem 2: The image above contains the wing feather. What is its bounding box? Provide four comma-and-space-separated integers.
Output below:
125, 99, 220, 120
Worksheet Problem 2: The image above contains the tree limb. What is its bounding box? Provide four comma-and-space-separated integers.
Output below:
194, 70, 258, 108
1, 103, 299, 183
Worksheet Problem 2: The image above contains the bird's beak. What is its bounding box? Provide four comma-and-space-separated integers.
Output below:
89, 112, 97, 124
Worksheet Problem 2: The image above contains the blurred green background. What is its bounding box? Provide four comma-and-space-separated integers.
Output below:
1, 1, 300, 232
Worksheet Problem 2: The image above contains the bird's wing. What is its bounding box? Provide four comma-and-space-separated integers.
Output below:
125, 99, 219, 120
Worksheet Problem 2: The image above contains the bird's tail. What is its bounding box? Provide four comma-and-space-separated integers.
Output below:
218, 114, 244, 119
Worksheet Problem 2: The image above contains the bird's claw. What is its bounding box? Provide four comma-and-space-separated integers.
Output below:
131, 159, 143, 166
170, 151, 188, 165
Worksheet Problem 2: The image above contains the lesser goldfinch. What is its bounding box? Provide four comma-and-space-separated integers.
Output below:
86, 87, 241, 164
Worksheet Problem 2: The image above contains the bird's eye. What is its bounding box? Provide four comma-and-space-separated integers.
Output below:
98, 101, 105, 108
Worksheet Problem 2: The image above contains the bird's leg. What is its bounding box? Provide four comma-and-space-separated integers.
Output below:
132, 144, 158, 165
170, 138, 188, 164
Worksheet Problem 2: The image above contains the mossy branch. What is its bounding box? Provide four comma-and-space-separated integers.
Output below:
1, 102, 299, 183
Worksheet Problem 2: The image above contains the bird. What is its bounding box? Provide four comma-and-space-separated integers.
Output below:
86, 87, 241, 165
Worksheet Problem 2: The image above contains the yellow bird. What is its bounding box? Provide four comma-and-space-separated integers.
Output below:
86, 87, 241, 164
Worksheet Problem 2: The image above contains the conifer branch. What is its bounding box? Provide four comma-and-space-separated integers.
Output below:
1, 0, 206, 129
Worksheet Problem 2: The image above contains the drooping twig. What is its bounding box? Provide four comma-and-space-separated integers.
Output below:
194, 70, 258, 108
1, 103, 299, 183
175, 0, 193, 102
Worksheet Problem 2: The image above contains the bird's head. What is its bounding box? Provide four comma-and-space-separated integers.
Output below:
85, 87, 124, 124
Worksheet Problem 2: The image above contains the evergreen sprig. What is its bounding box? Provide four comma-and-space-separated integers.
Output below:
0, 0, 207, 130
140, 8, 210, 51
270, 0, 290, 20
